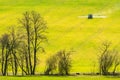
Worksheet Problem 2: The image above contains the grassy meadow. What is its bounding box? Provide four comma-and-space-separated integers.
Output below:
0, 76, 120, 80
0, 0, 120, 76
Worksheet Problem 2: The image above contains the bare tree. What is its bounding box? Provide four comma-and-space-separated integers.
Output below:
31, 11, 47, 74
0, 34, 10, 76
9, 27, 20, 75
17, 42, 30, 75
19, 11, 32, 75
44, 50, 72, 75
19, 11, 47, 75
57, 50, 72, 75
44, 55, 57, 75
112, 50, 120, 75
98, 42, 120, 75
0, 27, 21, 76
99, 42, 113, 75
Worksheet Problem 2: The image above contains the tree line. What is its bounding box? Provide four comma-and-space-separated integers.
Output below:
0, 11, 120, 76
0, 11, 47, 76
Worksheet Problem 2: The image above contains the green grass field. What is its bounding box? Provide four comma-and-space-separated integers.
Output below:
0, 0, 120, 78
0, 76, 120, 80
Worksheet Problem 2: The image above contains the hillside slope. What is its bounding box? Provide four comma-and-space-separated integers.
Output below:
0, 0, 120, 73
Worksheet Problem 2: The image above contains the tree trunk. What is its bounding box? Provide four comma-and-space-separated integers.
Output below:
25, 52, 29, 75
14, 55, 17, 75
27, 26, 32, 74
1, 47, 4, 75
3, 52, 9, 76
32, 30, 37, 74
113, 64, 118, 75
32, 47, 37, 74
